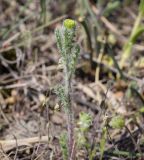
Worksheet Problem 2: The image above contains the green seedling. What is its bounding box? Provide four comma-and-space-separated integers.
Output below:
76, 112, 93, 159
109, 115, 125, 129
59, 132, 68, 160
55, 19, 80, 160
77, 112, 92, 133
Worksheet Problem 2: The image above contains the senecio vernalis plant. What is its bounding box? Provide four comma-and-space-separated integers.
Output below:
55, 19, 80, 159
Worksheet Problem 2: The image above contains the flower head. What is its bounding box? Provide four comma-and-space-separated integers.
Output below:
63, 19, 76, 29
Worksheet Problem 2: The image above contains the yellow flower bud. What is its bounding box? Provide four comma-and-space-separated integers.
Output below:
63, 19, 76, 29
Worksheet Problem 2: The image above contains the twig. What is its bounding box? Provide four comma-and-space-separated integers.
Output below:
0, 82, 29, 89
0, 104, 10, 125
125, 126, 143, 158
0, 136, 49, 152
2, 33, 20, 48
13, 135, 18, 160
32, 15, 67, 34
0, 15, 67, 54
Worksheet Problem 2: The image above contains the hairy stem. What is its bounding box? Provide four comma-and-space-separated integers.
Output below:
64, 64, 74, 159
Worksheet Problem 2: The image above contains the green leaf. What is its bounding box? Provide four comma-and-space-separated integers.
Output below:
100, 127, 107, 160
139, 0, 144, 15
55, 29, 63, 54
139, 107, 144, 113
54, 85, 68, 109
77, 112, 92, 132
40, 0, 47, 23
103, 1, 120, 17
131, 26, 144, 43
